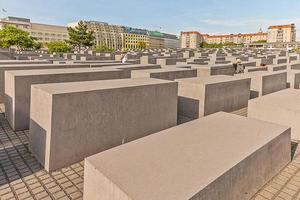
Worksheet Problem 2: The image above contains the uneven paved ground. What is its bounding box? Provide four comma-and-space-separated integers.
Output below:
0, 107, 299, 200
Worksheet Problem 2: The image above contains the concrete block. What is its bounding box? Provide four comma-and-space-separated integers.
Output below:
0, 63, 125, 103
177, 75, 250, 118
248, 88, 300, 140
267, 64, 287, 72
235, 71, 287, 98
5, 68, 131, 131
29, 78, 178, 171
287, 70, 300, 89
131, 68, 197, 81
191, 64, 235, 77
84, 112, 291, 200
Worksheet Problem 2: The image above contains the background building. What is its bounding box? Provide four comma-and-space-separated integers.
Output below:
68, 21, 123, 50
69, 21, 178, 50
163, 33, 180, 49
0, 16, 69, 43
267, 24, 296, 43
122, 27, 149, 49
180, 31, 203, 49
204, 32, 267, 44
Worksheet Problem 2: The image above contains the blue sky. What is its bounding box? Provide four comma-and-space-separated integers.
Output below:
1, 0, 300, 38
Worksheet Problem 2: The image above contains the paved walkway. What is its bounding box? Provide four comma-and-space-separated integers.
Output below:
0, 107, 299, 200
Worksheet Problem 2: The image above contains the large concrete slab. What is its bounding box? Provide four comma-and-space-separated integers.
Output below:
177, 75, 250, 118
102, 64, 161, 72
235, 71, 287, 98
248, 88, 300, 140
287, 70, 300, 89
5, 68, 131, 131
131, 68, 197, 81
191, 64, 235, 77
29, 78, 178, 171
0, 63, 123, 103
84, 112, 291, 200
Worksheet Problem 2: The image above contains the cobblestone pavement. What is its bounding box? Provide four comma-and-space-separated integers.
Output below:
0, 107, 299, 200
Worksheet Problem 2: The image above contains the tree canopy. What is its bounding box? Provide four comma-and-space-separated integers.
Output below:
93, 45, 114, 53
67, 21, 95, 50
0, 25, 38, 49
46, 41, 70, 53
137, 41, 147, 49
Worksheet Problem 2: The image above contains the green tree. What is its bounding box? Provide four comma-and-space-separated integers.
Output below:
33, 41, 43, 50
0, 25, 36, 50
67, 21, 95, 50
137, 41, 147, 49
46, 41, 70, 53
93, 45, 114, 53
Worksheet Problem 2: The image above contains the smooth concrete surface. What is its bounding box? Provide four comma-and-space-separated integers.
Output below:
235, 71, 287, 98
29, 78, 178, 172
191, 64, 235, 77
102, 64, 161, 72
287, 70, 300, 89
83, 112, 291, 200
131, 68, 197, 81
177, 75, 251, 118
248, 88, 300, 140
5, 68, 131, 131
267, 64, 287, 72
0, 62, 125, 103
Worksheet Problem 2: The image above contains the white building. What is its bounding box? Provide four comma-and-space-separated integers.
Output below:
180, 31, 203, 49
267, 24, 296, 43
0, 16, 69, 43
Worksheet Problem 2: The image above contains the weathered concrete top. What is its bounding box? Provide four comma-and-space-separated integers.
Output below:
0, 62, 125, 69
31, 78, 175, 95
249, 89, 300, 110
5, 68, 122, 77
236, 71, 286, 78
176, 75, 250, 85
0, 60, 51, 64
131, 68, 193, 74
86, 112, 289, 200
191, 63, 233, 69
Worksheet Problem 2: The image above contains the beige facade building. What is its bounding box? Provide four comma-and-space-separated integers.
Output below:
204, 32, 267, 44
0, 16, 69, 43
180, 31, 203, 49
267, 24, 296, 43
68, 21, 123, 50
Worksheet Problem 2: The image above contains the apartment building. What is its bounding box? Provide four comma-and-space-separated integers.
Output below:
267, 24, 296, 43
0, 16, 69, 43
163, 33, 180, 49
122, 27, 149, 49
204, 32, 267, 44
68, 21, 124, 50
180, 31, 203, 49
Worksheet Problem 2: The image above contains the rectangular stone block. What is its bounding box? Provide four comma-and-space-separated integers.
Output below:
177, 75, 250, 119
131, 68, 197, 81
84, 112, 291, 200
248, 88, 300, 140
29, 78, 178, 171
287, 70, 300, 89
103, 64, 161, 72
156, 58, 186, 66
235, 71, 287, 98
0, 63, 122, 103
191, 64, 235, 77
267, 64, 287, 72
5, 68, 131, 131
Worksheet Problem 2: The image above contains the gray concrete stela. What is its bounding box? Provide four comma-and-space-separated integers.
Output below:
1, 47, 300, 199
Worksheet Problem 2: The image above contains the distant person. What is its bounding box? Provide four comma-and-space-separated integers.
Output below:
233, 59, 245, 74
121, 52, 129, 64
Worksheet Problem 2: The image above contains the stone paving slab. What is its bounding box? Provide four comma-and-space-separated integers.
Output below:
0, 105, 299, 200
